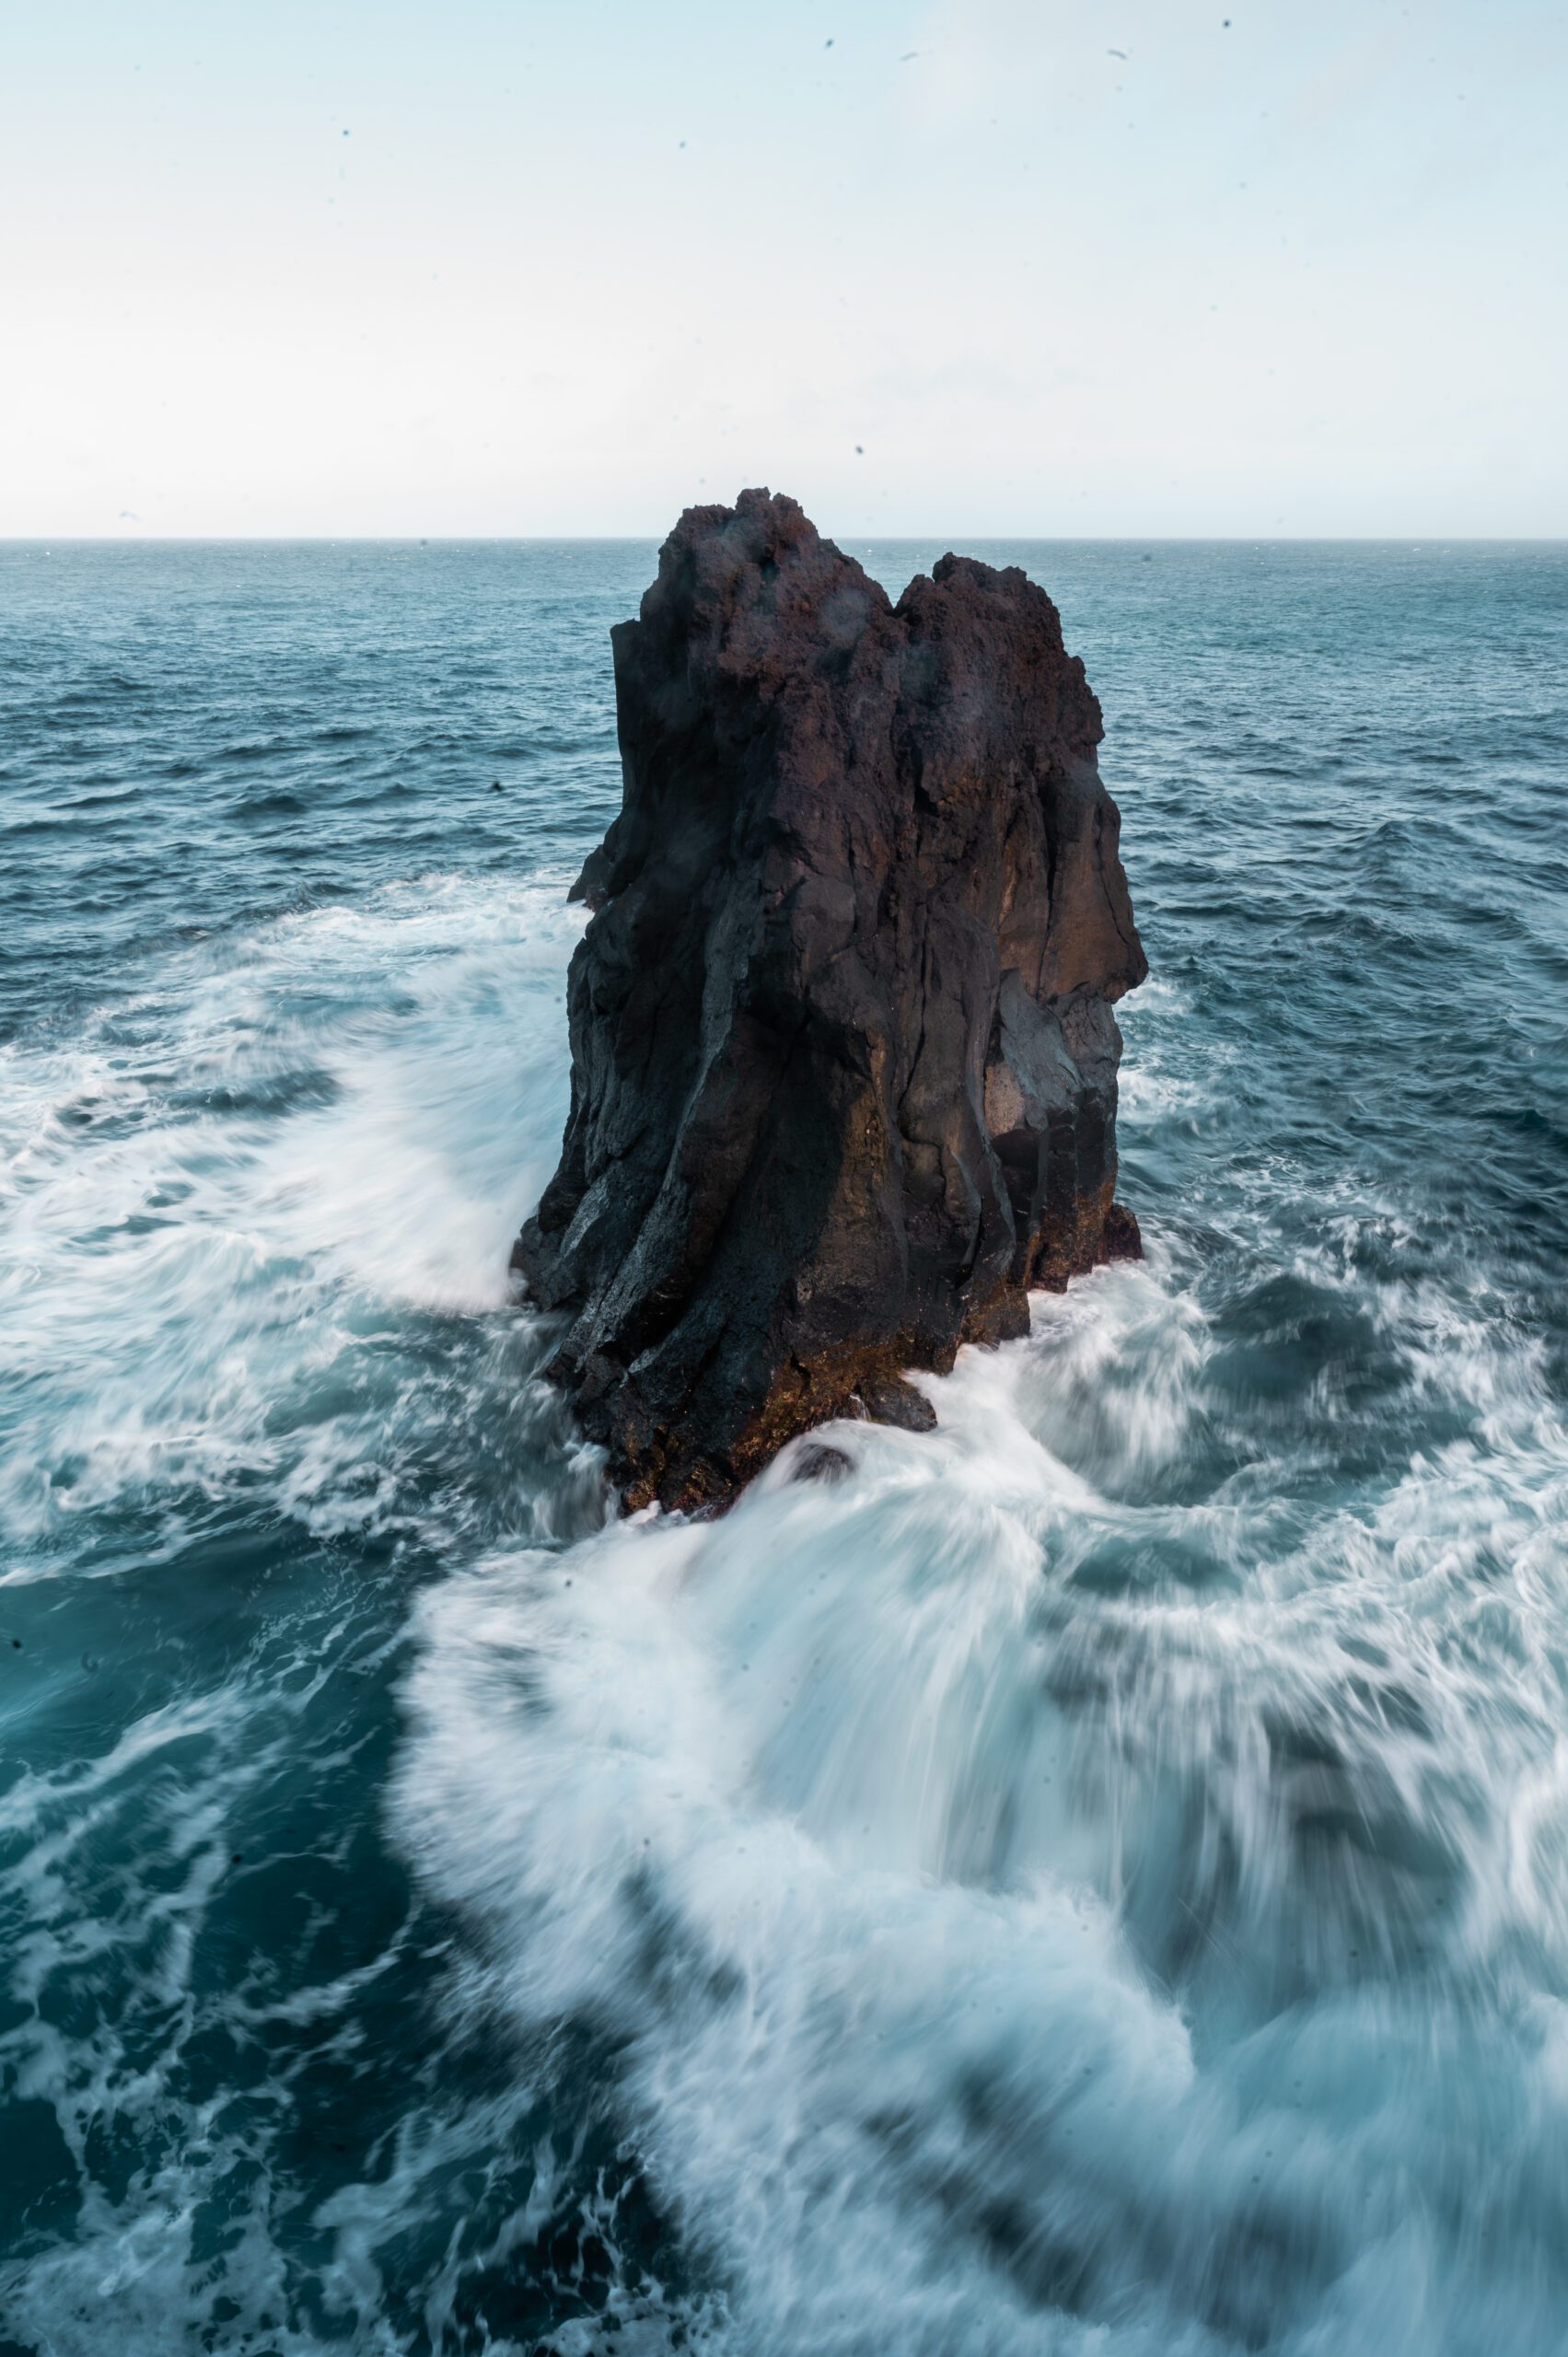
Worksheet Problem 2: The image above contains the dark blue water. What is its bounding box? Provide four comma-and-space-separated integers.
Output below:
2, 539, 1565, 2356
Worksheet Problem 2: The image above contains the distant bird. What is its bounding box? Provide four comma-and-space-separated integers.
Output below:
900, 50, 918, 61
679, 139, 686, 147
1109, 47, 1129, 58
491, 780, 503, 792
824, 36, 833, 47
855, 444, 865, 455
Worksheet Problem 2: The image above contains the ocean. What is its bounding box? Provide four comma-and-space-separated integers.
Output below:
1, 536, 1565, 2356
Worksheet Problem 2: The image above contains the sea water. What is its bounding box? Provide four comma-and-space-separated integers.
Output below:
1, 538, 1565, 2355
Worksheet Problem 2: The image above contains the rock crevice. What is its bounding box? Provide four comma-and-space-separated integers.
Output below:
513, 489, 1146, 1510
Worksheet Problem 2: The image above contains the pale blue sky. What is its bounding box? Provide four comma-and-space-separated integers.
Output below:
6, 0, 1564, 535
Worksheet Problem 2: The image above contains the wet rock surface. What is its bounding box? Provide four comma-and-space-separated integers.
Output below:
513, 489, 1146, 1509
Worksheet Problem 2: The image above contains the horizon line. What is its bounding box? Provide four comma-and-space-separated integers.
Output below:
6, 532, 1567, 548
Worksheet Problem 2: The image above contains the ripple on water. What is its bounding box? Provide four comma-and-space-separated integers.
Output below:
0, 540, 1565, 2353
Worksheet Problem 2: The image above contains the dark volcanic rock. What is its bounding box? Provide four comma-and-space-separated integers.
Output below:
513, 489, 1146, 1511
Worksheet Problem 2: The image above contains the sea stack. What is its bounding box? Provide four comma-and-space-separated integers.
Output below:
513, 490, 1146, 1510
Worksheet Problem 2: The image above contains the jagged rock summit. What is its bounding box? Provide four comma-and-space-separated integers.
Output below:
513, 489, 1146, 1510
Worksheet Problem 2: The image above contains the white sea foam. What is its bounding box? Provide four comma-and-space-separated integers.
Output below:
6, 855, 1568, 2353
392, 1248, 1568, 2354
0, 873, 582, 1558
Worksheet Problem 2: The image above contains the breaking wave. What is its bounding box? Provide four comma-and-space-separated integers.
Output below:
3, 537, 1565, 2354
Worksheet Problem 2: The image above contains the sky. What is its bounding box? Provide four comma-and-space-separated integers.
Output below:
5, 0, 1565, 537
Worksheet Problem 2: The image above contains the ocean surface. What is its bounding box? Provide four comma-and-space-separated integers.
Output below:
1, 536, 1565, 2357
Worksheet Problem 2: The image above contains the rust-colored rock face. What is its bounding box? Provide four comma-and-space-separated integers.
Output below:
513, 490, 1146, 1510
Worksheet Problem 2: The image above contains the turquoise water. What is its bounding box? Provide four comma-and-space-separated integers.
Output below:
1, 539, 1565, 2355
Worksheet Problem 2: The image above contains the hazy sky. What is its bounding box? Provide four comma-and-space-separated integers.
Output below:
6, 0, 1564, 536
